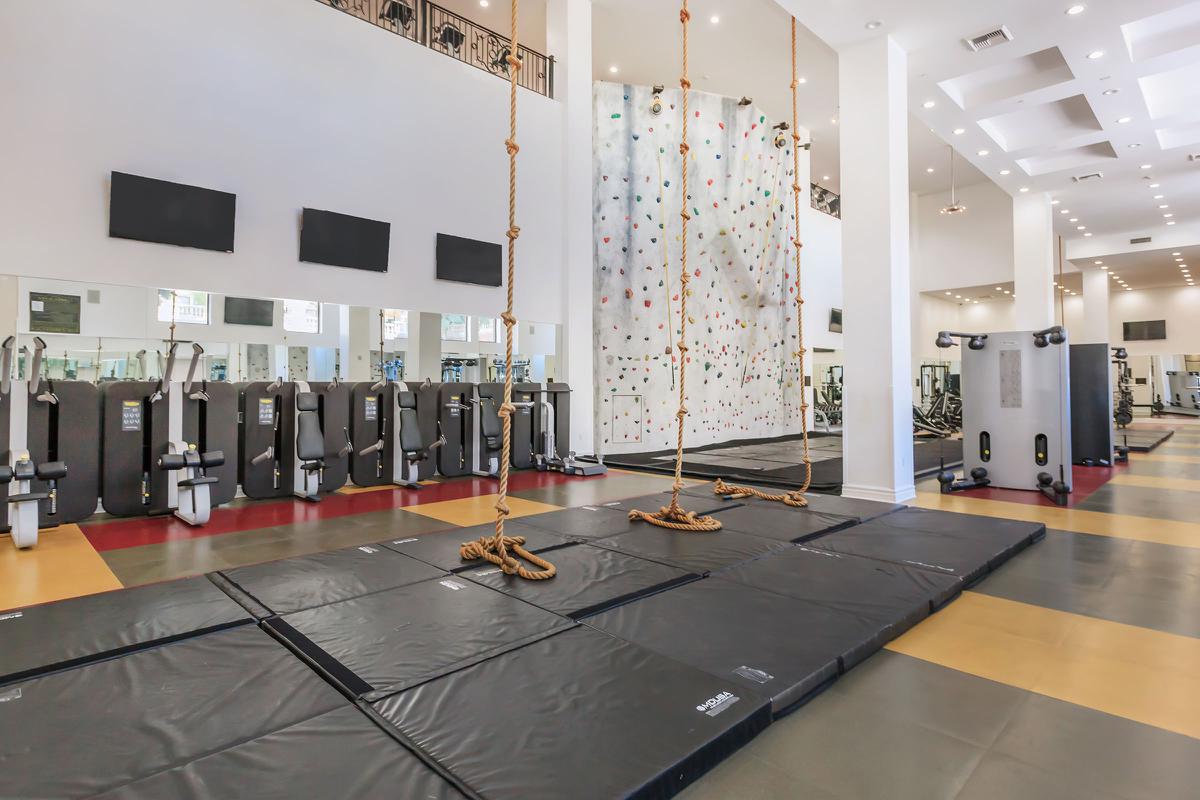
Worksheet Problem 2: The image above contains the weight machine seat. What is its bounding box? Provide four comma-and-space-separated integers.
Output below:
0, 465, 10, 482
35, 460, 67, 481
397, 392, 427, 458
295, 392, 325, 464
477, 391, 503, 451
178, 476, 220, 488
5, 491, 51, 503
200, 450, 225, 469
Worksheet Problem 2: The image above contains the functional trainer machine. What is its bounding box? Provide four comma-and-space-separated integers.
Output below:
392, 388, 445, 488
1166, 370, 1200, 416
533, 383, 607, 477
935, 328, 1072, 505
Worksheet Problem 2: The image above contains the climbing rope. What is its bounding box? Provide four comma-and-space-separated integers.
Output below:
629, 0, 722, 533
715, 17, 812, 508
459, 0, 555, 578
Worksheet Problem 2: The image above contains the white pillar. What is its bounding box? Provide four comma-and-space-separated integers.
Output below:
1079, 267, 1110, 344
546, 0, 596, 455
1013, 192, 1055, 330
839, 36, 915, 503
414, 312, 443, 383
347, 306, 373, 382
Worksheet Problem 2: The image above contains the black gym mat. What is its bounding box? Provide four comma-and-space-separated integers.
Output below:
371, 625, 771, 800
809, 507, 1046, 587
604, 492, 743, 517
1113, 427, 1174, 452
381, 520, 576, 572
719, 545, 961, 635
461, 543, 699, 620
706, 501, 857, 543
516, 503, 641, 539
92, 706, 468, 800
264, 576, 574, 701
590, 525, 792, 575
0, 625, 346, 799
214, 543, 447, 617
678, 481, 904, 523
0, 576, 251, 686
588, 577, 890, 715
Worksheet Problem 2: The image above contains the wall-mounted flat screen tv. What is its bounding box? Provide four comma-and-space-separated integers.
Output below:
299, 208, 390, 272
829, 308, 843, 333
224, 296, 274, 327
1123, 320, 1165, 341
109, 172, 236, 252
436, 233, 502, 287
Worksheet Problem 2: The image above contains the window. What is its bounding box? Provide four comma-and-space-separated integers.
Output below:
477, 317, 499, 343
441, 313, 469, 342
382, 309, 408, 340
157, 289, 209, 325
283, 299, 321, 334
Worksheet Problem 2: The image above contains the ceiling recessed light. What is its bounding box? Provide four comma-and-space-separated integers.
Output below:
1150, 183, 1160, 188
1102, 88, 1119, 95
1173, 252, 1182, 256
1101, 265, 1108, 270
1051, 200, 1061, 205
1117, 116, 1132, 123
953, 128, 965, 135
1128, 143, 1142, 149
1154, 195, 1164, 199
1000, 169, 1011, 175
609, 65, 619, 73
1077, 226, 1086, 230
1066, 3, 1086, 14
995, 287, 1003, 291
1164, 213, 1174, 218
710, 14, 720, 23
1019, 187, 1030, 192
1141, 164, 1153, 170
479, 0, 489, 5
922, 100, 936, 109
1094, 260, 1103, 264
1168, 221, 1177, 225
1003, 290, 1011, 294
1069, 217, 1078, 222
798, 77, 807, 84
1084, 232, 1093, 236
1060, 209, 1069, 215
977, 149, 990, 156
865, 20, 883, 30
926, 167, 935, 173
1160, 204, 1169, 209
954, 294, 962, 299
831, 117, 838, 125
1087, 50, 1105, 59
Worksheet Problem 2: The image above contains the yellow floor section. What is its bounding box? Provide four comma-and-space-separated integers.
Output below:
888, 592, 1200, 740
0, 525, 123, 611
1141, 453, 1200, 465
403, 494, 563, 526
1109, 473, 1200, 493
912, 492, 1200, 549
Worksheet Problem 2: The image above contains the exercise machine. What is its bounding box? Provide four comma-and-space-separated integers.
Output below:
533, 383, 607, 477
435, 382, 474, 478
392, 388, 445, 488
1166, 370, 1200, 416
349, 379, 394, 486
1111, 347, 1134, 427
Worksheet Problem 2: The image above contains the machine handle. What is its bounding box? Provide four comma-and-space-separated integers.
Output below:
428, 435, 447, 453
265, 376, 282, 393
27, 337, 46, 396
0, 336, 13, 397
250, 447, 274, 466
182, 343, 204, 394
358, 439, 385, 457
338, 427, 353, 458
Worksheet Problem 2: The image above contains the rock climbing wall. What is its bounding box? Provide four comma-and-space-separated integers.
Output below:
594, 81, 810, 454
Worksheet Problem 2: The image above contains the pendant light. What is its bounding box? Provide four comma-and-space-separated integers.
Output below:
941, 145, 967, 215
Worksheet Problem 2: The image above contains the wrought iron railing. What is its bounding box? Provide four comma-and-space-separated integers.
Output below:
317, 0, 554, 98
811, 183, 840, 219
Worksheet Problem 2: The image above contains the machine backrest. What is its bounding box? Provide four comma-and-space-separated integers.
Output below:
295, 392, 324, 462
397, 392, 425, 453
477, 385, 502, 439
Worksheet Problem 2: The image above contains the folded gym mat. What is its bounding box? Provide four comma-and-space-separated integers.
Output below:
718, 545, 961, 635
604, 491, 744, 517
516, 503, 641, 539
265, 576, 574, 701
461, 543, 699, 619
213, 543, 448, 617
680, 482, 905, 522
706, 501, 857, 543
92, 706, 467, 800
589, 525, 792, 575
381, 520, 576, 572
809, 508, 1046, 586
371, 625, 771, 800
0, 575, 252, 686
589, 577, 888, 715
0, 625, 345, 799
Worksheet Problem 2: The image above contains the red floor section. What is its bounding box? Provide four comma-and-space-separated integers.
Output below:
82, 471, 598, 552
940, 463, 1123, 508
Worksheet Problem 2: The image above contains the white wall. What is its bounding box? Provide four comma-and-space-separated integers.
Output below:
1107, 286, 1200, 356
913, 181, 1014, 292
0, 0, 567, 324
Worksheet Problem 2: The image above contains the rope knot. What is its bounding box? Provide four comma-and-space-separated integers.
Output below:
506, 225, 521, 241
500, 311, 516, 326
680, 210, 691, 221
494, 501, 511, 517
679, 142, 690, 155
498, 401, 516, 418
680, 77, 692, 90
506, 54, 522, 70
676, 406, 688, 419
505, 138, 520, 156
679, 9, 691, 23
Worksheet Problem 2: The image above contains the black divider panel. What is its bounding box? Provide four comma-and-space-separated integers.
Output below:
237, 382, 291, 499
719, 545, 962, 635
0, 576, 251, 686
92, 706, 467, 800
310, 381, 351, 492
809, 508, 1046, 587
217, 543, 447, 617
99, 381, 162, 517
590, 527, 791, 575
510, 381, 539, 468
1070, 343, 1114, 464
405, 381, 441, 481
349, 382, 394, 486
437, 382, 473, 477
462, 543, 699, 620
183, 382, 238, 506
510, 503, 637, 540
0, 626, 345, 800
546, 381, 571, 457
266, 576, 574, 701
372, 626, 771, 800
381, 520, 575, 573
589, 577, 888, 715
707, 502, 856, 543
27, 380, 100, 525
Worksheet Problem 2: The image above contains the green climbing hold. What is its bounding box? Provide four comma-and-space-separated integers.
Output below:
611, 113, 622, 119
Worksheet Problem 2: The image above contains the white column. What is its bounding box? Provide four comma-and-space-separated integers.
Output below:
839, 36, 915, 503
546, 0, 596, 455
1013, 192, 1055, 330
414, 312, 443, 383
347, 306, 372, 382
1079, 267, 1110, 344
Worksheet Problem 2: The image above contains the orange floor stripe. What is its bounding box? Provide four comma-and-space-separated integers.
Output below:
402, 494, 563, 527
0, 525, 122, 611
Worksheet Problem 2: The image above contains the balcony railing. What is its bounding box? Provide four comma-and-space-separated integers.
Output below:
318, 0, 554, 98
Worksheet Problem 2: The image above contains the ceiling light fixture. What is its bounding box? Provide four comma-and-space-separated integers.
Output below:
1102, 88, 1119, 96
1052, 200, 1061, 205
1160, 204, 1169, 209
1150, 183, 1160, 188
1094, 260, 1102, 264
926, 167, 935, 173
1168, 221, 1177, 225
1000, 169, 1011, 176
1085, 232, 1093, 236
1117, 116, 1132, 123
1173, 252, 1182, 256
865, 20, 883, 30
940, 145, 967, 215
977, 149, 990, 156
1019, 187, 1030, 193
945, 291, 952, 295
479, 0, 489, 5
1066, 3, 1086, 14
1077, 225, 1086, 230
1141, 164, 1153, 170
1128, 143, 1142, 149
955, 294, 962, 299
953, 128, 965, 135
710, 14, 720, 23
609, 65, 619, 73
923, 100, 936, 109
798, 77, 807, 84
1164, 213, 1174, 218
1060, 210, 1069, 215
1087, 50, 1104, 59
1154, 195, 1164, 199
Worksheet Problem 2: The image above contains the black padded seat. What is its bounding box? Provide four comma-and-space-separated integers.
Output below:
516, 503, 640, 540
178, 475, 220, 487
381, 520, 576, 573
589, 576, 889, 715
265, 576, 574, 701
809, 507, 1047, 587
93, 706, 467, 800
295, 391, 325, 465
0, 626, 345, 800
397, 391, 427, 456
719, 545, 962, 636
461, 543, 699, 620
590, 526, 791, 575
0, 576, 251, 686
371, 626, 771, 800
214, 543, 447, 618
707, 501, 857, 543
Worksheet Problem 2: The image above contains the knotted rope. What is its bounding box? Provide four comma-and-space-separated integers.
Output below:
459, 0, 555, 578
628, 0, 721, 533
715, 17, 812, 509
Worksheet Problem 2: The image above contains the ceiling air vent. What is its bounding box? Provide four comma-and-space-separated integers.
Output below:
965, 26, 1013, 52
1130, 236, 1152, 244
1189, 154, 1200, 162
1072, 172, 1104, 183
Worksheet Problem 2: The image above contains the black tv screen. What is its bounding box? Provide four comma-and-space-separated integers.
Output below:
436, 233, 502, 287
299, 208, 390, 272
829, 308, 843, 333
1123, 320, 1166, 341
224, 297, 274, 327
109, 172, 236, 252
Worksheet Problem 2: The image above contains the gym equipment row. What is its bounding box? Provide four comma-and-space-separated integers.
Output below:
1166, 370, 1200, 416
